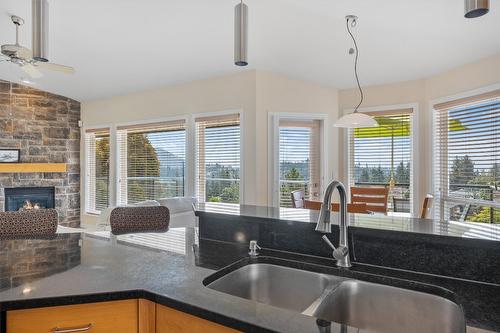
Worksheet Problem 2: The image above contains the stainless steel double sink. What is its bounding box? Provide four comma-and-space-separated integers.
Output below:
205, 263, 466, 333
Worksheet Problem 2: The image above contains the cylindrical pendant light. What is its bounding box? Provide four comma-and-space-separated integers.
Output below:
464, 0, 489, 18
32, 0, 49, 62
234, 0, 248, 66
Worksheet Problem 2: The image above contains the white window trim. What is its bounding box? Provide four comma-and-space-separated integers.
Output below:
114, 115, 190, 205
429, 83, 500, 220
192, 109, 245, 204
268, 112, 329, 208
82, 124, 112, 216
342, 103, 419, 215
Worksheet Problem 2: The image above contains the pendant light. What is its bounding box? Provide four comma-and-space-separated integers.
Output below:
234, 0, 248, 66
464, 0, 489, 18
32, 0, 49, 62
334, 15, 378, 128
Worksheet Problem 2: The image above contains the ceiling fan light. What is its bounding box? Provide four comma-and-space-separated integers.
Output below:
234, 1, 248, 66
334, 112, 378, 128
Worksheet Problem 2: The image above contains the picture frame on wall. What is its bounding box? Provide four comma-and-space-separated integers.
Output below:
0, 149, 20, 163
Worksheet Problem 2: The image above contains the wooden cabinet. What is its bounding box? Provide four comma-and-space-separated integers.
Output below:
7, 300, 138, 333
156, 304, 241, 333
6, 299, 241, 333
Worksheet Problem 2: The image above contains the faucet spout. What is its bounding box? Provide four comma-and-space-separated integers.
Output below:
315, 180, 351, 268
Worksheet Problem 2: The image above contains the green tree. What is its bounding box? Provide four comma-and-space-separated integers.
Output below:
369, 165, 386, 183
450, 155, 475, 186
95, 136, 110, 209
394, 161, 410, 184
126, 133, 160, 203
284, 167, 303, 180
359, 164, 370, 183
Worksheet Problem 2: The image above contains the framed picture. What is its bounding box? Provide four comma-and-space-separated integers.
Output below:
0, 149, 20, 163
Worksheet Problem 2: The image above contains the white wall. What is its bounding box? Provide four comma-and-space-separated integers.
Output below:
80, 70, 339, 223
338, 53, 500, 211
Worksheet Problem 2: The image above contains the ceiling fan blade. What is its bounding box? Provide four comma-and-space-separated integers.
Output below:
36, 62, 75, 74
21, 63, 43, 78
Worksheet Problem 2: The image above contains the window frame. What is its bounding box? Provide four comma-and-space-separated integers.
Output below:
343, 103, 419, 215
114, 116, 190, 205
430, 84, 500, 222
268, 112, 328, 208
192, 110, 244, 204
83, 125, 112, 215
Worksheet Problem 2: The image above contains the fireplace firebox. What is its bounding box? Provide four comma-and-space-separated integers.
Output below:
4, 187, 55, 212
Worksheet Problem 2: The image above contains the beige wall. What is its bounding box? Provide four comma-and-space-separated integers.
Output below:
338, 53, 500, 211
255, 71, 339, 205
81, 70, 339, 222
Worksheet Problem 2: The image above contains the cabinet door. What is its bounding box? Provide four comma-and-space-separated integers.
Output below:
7, 300, 138, 333
156, 304, 241, 333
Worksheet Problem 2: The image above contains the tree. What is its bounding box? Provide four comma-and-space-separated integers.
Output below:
450, 155, 475, 186
370, 165, 386, 183
126, 133, 160, 203
359, 164, 370, 183
284, 167, 303, 180
394, 161, 410, 185
95, 136, 110, 208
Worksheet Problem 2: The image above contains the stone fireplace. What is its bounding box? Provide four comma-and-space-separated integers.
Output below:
4, 186, 56, 211
0, 80, 81, 226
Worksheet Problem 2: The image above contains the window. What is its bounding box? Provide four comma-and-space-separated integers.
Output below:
195, 114, 241, 203
434, 90, 499, 224
278, 120, 321, 207
85, 128, 110, 214
117, 120, 186, 205
348, 109, 414, 213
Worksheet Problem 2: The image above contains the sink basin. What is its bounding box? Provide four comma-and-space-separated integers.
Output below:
309, 280, 465, 333
206, 263, 344, 313
205, 262, 466, 333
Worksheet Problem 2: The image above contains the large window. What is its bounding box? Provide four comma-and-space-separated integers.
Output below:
117, 120, 186, 205
434, 90, 499, 224
195, 114, 241, 203
85, 128, 110, 214
349, 109, 413, 213
279, 120, 321, 207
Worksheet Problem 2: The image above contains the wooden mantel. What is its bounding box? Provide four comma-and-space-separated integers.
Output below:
0, 163, 67, 173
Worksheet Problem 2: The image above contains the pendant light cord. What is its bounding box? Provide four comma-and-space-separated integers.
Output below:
346, 18, 363, 113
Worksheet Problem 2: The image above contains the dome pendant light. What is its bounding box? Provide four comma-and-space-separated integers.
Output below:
334, 15, 378, 129
234, 0, 248, 66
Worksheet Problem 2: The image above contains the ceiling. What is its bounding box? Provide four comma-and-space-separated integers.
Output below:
0, 0, 499, 101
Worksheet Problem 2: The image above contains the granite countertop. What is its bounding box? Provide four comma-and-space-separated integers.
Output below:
195, 203, 500, 241
0, 228, 498, 332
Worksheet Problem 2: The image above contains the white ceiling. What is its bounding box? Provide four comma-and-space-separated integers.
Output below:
0, 0, 499, 101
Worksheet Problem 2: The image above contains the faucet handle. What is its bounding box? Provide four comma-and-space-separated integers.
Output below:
322, 236, 349, 261
322, 235, 336, 251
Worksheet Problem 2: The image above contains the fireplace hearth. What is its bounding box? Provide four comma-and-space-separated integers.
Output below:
4, 187, 55, 212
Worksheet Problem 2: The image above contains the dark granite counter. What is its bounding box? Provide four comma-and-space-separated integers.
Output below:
195, 203, 500, 241
0, 227, 498, 332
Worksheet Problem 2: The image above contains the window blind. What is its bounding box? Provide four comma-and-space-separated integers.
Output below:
195, 114, 240, 203
117, 120, 186, 205
278, 120, 321, 207
348, 109, 413, 213
434, 90, 500, 224
85, 128, 110, 214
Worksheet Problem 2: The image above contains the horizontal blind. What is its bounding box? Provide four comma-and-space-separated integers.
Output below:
349, 110, 413, 213
434, 93, 500, 224
279, 120, 321, 207
195, 114, 240, 203
117, 120, 186, 205
85, 128, 110, 214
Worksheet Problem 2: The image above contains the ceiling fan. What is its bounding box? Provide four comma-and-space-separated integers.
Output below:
0, 12, 75, 79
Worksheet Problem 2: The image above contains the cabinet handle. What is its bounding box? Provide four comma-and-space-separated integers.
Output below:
52, 324, 92, 333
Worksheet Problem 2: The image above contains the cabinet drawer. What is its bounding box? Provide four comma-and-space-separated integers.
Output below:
7, 300, 138, 333
156, 304, 241, 333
